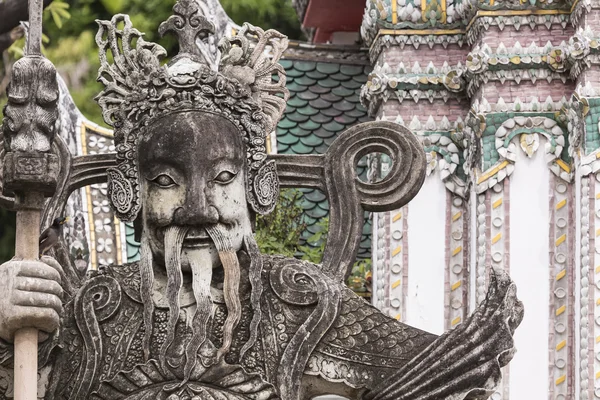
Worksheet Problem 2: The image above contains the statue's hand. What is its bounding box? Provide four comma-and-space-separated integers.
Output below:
0, 256, 64, 342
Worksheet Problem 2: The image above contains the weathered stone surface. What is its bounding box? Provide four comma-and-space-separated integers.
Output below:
2, 152, 59, 196
0, 1, 523, 399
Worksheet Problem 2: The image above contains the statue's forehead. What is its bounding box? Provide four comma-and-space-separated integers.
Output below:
139, 113, 244, 163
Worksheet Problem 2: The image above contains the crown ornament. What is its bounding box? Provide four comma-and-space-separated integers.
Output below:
94, 0, 289, 222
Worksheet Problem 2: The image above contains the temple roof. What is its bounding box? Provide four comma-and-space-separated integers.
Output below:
277, 43, 373, 259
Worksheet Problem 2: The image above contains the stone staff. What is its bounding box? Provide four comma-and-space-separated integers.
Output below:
1, 0, 59, 398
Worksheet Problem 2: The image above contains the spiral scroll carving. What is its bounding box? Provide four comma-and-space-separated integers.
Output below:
270, 261, 321, 306
72, 274, 122, 399
322, 121, 426, 281
269, 259, 341, 400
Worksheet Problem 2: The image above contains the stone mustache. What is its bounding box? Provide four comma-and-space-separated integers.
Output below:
0, 0, 523, 399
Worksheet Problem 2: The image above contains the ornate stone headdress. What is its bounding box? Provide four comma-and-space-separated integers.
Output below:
95, 0, 289, 222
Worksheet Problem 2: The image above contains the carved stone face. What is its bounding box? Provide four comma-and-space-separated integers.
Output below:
138, 111, 252, 270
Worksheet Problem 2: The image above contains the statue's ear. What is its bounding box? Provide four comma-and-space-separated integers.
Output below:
247, 160, 279, 215
107, 166, 141, 222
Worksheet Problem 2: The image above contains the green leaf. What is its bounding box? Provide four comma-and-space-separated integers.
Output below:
45, 0, 71, 30
7, 38, 25, 58
51, 10, 63, 29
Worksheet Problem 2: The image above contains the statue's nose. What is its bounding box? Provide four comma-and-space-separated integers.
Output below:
173, 183, 219, 226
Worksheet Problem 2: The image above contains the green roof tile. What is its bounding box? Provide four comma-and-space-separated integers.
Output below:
347, 108, 367, 118
288, 97, 308, 108
295, 61, 317, 72
341, 80, 363, 90
306, 70, 328, 79
280, 59, 294, 69
300, 135, 324, 147
335, 115, 358, 125
314, 128, 336, 139
308, 84, 331, 94
321, 93, 342, 103
311, 114, 333, 124
126, 223, 140, 262
324, 137, 336, 146
317, 78, 341, 89
354, 74, 368, 84
333, 100, 356, 112
287, 111, 310, 123
309, 98, 332, 110
321, 107, 343, 117
323, 120, 346, 132
305, 205, 329, 219
278, 134, 300, 145
287, 82, 308, 93
277, 143, 290, 153
285, 68, 305, 78
340, 65, 365, 76
295, 76, 318, 86
315, 144, 330, 153
297, 106, 320, 116
304, 190, 327, 202
297, 91, 319, 101
289, 127, 313, 137
316, 62, 340, 74
299, 120, 321, 130
331, 72, 353, 82
278, 118, 297, 129
332, 86, 355, 97
291, 142, 315, 154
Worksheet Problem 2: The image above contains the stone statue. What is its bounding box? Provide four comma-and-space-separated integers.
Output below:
0, 1, 524, 399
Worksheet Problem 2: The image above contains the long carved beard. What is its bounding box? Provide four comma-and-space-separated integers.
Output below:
206, 225, 241, 361
183, 253, 213, 381
139, 235, 154, 362
240, 234, 264, 361
139, 224, 262, 381
160, 226, 188, 372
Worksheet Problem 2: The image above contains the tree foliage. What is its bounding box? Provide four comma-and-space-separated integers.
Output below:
257, 195, 372, 298
255, 189, 307, 257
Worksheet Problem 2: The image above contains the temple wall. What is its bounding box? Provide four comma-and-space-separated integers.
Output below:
478, 25, 574, 48
363, 1, 599, 396
379, 44, 468, 68
508, 149, 551, 398
475, 80, 576, 106
406, 170, 447, 335
380, 98, 469, 125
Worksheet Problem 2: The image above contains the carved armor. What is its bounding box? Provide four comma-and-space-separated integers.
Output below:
0, 255, 433, 399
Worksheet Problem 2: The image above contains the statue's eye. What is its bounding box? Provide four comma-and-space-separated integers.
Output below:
152, 174, 176, 188
214, 171, 236, 184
